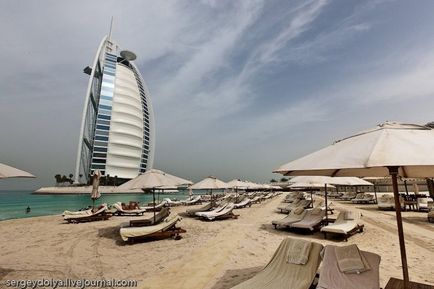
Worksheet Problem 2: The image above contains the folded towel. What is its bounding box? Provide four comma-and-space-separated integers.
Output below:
335, 245, 371, 274
286, 238, 312, 265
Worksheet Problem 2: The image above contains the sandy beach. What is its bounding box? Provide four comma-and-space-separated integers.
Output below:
0, 194, 433, 289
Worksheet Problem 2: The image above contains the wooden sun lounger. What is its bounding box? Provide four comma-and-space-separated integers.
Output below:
64, 205, 111, 223
317, 245, 381, 289
230, 238, 323, 289
113, 202, 147, 216
129, 208, 170, 227
120, 215, 185, 243
321, 210, 364, 241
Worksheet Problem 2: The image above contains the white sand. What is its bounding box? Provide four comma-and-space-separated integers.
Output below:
0, 195, 433, 289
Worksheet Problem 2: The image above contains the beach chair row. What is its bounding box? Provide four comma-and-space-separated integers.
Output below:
230, 237, 381, 289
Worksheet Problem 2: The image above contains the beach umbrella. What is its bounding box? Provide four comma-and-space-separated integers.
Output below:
288, 177, 337, 213
120, 169, 183, 222
274, 121, 434, 288
90, 170, 101, 210
190, 176, 227, 200
227, 179, 248, 189
0, 163, 35, 179
227, 179, 248, 198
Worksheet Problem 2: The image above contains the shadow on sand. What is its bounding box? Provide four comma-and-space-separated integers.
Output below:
208, 266, 262, 289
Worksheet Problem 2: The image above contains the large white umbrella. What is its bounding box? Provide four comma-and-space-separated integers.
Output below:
288, 176, 337, 214
120, 169, 185, 221
0, 163, 35, 179
274, 121, 434, 288
190, 176, 227, 200
190, 176, 228, 190
226, 179, 248, 189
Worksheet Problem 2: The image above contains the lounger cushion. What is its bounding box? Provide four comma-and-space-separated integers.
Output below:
317, 245, 380, 289
120, 215, 181, 241
231, 238, 323, 289
294, 207, 305, 215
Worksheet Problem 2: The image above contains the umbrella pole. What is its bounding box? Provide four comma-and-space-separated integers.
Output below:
389, 166, 409, 289
310, 190, 313, 208
324, 184, 328, 223
153, 188, 156, 223
374, 184, 378, 204
404, 180, 409, 196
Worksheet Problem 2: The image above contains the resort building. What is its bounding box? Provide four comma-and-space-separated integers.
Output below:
74, 34, 155, 183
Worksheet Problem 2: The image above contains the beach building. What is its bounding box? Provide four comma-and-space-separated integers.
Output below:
74, 32, 155, 183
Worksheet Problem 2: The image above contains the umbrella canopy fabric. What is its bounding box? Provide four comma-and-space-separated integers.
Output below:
274, 121, 434, 289
0, 163, 35, 179
119, 169, 181, 190
226, 179, 248, 189
190, 176, 228, 190
91, 170, 101, 200
274, 122, 434, 178
289, 182, 335, 189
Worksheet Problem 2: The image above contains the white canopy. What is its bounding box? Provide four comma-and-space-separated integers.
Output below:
288, 176, 372, 186
274, 121, 434, 288
226, 179, 248, 189
289, 182, 335, 189
119, 169, 182, 190
190, 176, 228, 190
0, 163, 35, 179
275, 122, 434, 178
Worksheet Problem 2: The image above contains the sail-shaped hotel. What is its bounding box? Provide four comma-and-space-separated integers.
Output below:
74, 33, 155, 183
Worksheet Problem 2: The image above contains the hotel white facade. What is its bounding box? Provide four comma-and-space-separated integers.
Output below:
74, 34, 155, 183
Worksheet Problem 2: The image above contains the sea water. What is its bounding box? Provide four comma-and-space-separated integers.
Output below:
0, 190, 207, 221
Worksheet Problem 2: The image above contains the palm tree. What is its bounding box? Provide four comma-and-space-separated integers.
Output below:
270, 179, 277, 183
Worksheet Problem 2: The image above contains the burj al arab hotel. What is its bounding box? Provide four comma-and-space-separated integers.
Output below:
74, 32, 155, 183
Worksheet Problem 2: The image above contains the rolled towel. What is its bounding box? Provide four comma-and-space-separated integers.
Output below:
335, 244, 371, 274
286, 238, 312, 265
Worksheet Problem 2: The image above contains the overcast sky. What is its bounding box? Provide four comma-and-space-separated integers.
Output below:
1, 0, 434, 190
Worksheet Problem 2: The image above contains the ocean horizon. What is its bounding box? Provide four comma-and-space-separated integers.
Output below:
0, 189, 210, 221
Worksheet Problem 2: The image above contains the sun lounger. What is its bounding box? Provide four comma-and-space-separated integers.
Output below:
278, 199, 302, 212
417, 197, 433, 211
428, 210, 434, 223
195, 202, 227, 217
290, 208, 326, 231
340, 192, 357, 201
120, 215, 185, 242
183, 196, 202, 206
162, 198, 182, 207
128, 207, 171, 227
186, 202, 214, 216
64, 204, 111, 223
62, 208, 92, 216
321, 210, 364, 241
250, 196, 261, 204
428, 201, 434, 222
113, 202, 147, 216
317, 245, 381, 289
230, 238, 323, 289
377, 195, 404, 210
279, 199, 312, 214
139, 200, 168, 211
272, 207, 307, 229
352, 193, 375, 204
234, 198, 251, 209
350, 193, 366, 203
199, 203, 238, 220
